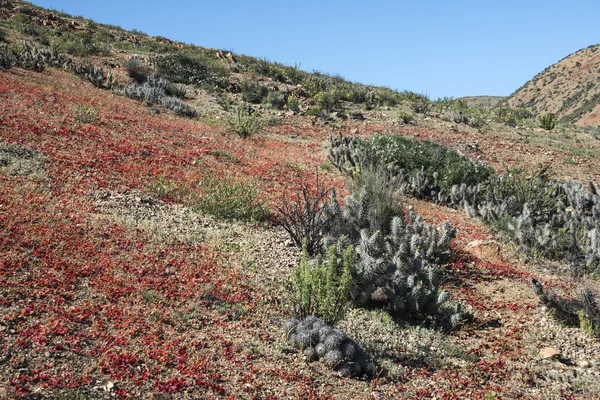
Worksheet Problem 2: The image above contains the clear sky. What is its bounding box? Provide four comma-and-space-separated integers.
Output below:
29, 0, 599, 99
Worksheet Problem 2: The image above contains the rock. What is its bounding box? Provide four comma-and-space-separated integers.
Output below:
579, 360, 590, 368
540, 347, 561, 359
349, 110, 365, 121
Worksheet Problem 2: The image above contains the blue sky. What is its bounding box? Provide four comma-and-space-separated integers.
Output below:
29, 0, 599, 99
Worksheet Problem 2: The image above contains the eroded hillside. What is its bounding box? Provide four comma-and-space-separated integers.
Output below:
507, 44, 600, 126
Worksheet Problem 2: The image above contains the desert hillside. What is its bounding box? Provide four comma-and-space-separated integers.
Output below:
2, 1, 600, 399
507, 43, 600, 127
457, 96, 506, 109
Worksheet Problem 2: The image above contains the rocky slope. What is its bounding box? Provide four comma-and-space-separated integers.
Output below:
506, 44, 600, 126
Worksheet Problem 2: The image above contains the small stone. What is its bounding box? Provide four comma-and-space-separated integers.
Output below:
579, 360, 590, 368
539, 347, 561, 359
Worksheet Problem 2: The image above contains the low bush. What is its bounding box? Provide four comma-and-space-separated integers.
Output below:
290, 244, 354, 326
271, 172, 333, 255
191, 173, 264, 221
494, 106, 532, 127
286, 93, 300, 111
398, 112, 415, 125
123, 58, 150, 83
340, 135, 493, 191
240, 81, 269, 104
314, 90, 340, 112
539, 113, 558, 130
263, 90, 285, 110
228, 107, 259, 137
155, 52, 225, 88
410, 93, 431, 114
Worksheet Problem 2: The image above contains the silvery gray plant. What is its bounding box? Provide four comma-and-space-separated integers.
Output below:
121, 75, 197, 118
329, 134, 600, 276
320, 182, 466, 328
283, 316, 375, 377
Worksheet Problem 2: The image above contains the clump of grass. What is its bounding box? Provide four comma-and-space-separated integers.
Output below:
73, 105, 98, 124
192, 173, 264, 221
398, 112, 415, 124
146, 176, 179, 201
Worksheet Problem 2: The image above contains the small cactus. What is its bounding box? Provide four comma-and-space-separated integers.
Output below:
284, 316, 374, 377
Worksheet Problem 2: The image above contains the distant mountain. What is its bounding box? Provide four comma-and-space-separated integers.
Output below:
506, 44, 600, 127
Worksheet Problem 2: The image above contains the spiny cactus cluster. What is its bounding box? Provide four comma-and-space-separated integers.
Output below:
0, 42, 114, 89
320, 182, 465, 328
122, 75, 198, 118
330, 134, 600, 276
284, 316, 375, 377
0, 42, 46, 71
69, 60, 114, 89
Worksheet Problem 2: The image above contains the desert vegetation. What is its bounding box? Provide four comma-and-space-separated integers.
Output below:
1, 1, 600, 398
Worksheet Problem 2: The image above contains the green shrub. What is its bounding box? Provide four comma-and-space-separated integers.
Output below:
123, 58, 150, 83
240, 81, 269, 104
467, 108, 489, 129
192, 173, 264, 221
291, 244, 354, 326
410, 93, 431, 114
263, 90, 285, 110
286, 93, 300, 111
314, 90, 340, 112
486, 164, 557, 218
398, 112, 415, 125
304, 75, 327, 97
539, 113, 557, 130
155, 52, 225, 87
0, 26, 6, 43
578, 309, 600, 338
146, 176, 179, 201
307, 105, 323, 117
252, 57, 272, 75
72, 105, 98, 124
514, 107, 533, 120
494, 106, 531, 127
350, 167, 405, 238
356, 135, 493, 191
228, 107, 259, 138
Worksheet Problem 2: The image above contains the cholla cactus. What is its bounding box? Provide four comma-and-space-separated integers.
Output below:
284, 316, 375, 377
0, 42, 47, 72
121, 75, 198, 118
321, 183, 465, 328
